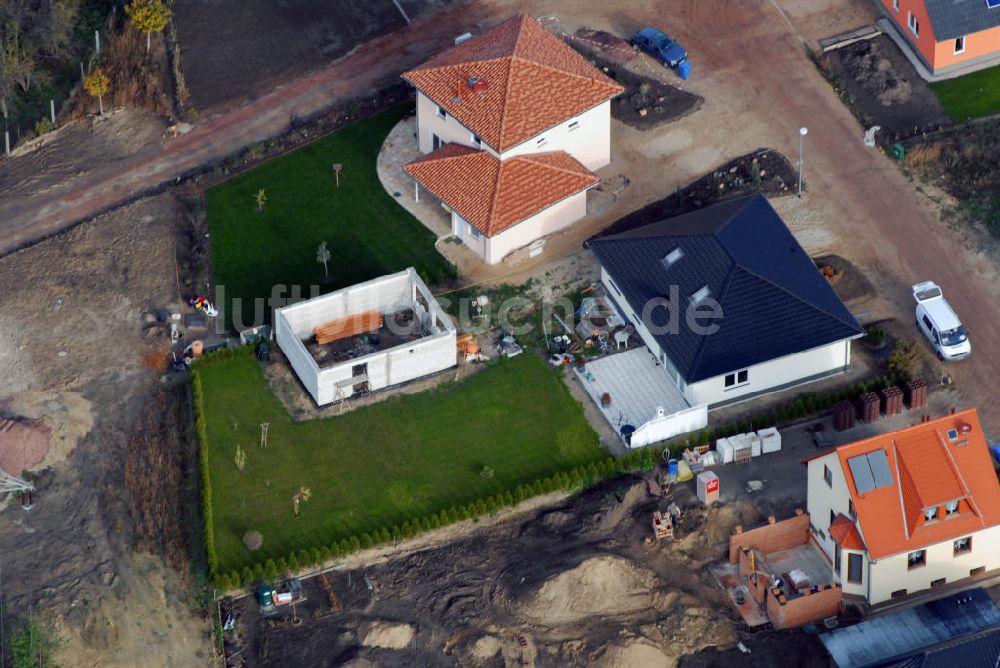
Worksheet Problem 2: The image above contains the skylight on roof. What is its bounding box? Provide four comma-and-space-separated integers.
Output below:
689, 285, 711, 305
661, 247, 685, 270
847, 450, 893, 494
988, 0, 1000, 9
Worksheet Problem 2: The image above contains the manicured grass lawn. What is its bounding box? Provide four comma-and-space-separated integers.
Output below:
198, 351, 603, 573
931, 66, 1000, 121
206, 104, 455, 331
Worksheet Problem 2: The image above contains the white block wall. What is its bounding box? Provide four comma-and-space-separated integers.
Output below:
631, 403, 708, 449
485, 191, 589, 264
416, 92, 494, 155
806, 453, 869, 598
275, 268, 456, 406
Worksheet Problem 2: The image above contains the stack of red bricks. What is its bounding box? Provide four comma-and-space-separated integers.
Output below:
905, 379, 928, 410
857, 392, 881, 423
833, 401, 855, 431
880, 386, 904, 416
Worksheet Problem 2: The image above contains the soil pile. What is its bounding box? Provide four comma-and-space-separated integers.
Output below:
522, 555, 657, 624
595, 641, 671, 668
842, 41, 912, 107
361, 621, 416, 650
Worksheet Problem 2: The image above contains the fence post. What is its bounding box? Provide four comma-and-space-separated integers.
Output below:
95, 30, 100, 55
50, 100, 56, 125
4, 131, 9, 157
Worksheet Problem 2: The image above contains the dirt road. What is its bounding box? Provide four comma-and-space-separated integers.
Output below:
0, 1, 505, 257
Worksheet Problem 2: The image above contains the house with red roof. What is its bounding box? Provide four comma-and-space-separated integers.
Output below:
805, 409, 1000, 605
877, 0, 1000, 77
401, 14, 623, 264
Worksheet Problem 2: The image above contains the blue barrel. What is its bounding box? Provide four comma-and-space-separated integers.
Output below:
992, 444, 1000, 464
668, 458, 679, 477
677, 60, 692, 80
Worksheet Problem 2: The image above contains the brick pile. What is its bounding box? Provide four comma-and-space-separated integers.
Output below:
833, 401, 855, 432
881, 386, 904, 416
857, 392, 881, 423
905, 379, 928, 410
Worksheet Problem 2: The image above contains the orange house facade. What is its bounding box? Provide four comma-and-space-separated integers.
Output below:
878, 0, 1000, 75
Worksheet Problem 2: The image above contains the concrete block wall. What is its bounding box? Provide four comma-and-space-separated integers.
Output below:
729, 509, 810, 563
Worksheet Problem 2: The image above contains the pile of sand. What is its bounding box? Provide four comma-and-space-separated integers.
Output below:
362, 622, 415, 650
1, 391, 93, 471
522, 556, 657, 624
595, 642, 671, 668
470, 635, 501, 661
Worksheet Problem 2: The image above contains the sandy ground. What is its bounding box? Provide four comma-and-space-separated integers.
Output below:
223, 476, 800, 667
0, 195, 211, 666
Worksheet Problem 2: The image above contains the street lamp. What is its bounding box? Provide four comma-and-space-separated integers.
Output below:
798, 127, 808, 198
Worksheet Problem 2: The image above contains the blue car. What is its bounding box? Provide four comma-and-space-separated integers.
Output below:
631, 27, 688, 69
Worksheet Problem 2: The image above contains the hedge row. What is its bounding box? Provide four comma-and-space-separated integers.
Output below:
208, 445, 660, 589
192, 369, 218, 578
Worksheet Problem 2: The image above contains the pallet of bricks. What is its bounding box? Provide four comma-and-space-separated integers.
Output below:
881, 386, 904, 416
832, 400, 855, 431
856, 392, 880, 423
905, 379, 928, 410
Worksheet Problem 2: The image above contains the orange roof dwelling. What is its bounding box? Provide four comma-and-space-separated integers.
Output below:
877, 0, 1000, 77
401, 14, 623, 265
402, 14, 623, 154
404, 144, 599, 237
805, 409, 1000, 605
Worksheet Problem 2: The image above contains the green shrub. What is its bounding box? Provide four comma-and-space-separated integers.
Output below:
887, 339, 919, 380
9, 615, 60, 668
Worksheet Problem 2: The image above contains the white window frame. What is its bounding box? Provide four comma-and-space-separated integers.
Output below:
536, 136, 548, 148
893, 0, 899, 11
568, 119, 580, 132
471, 133, 482, 147
467, 223, 482, 239
723, 369, 749, 389
954, 36, 966, 55
436, 105, 447, 120
907, 11, 919, 37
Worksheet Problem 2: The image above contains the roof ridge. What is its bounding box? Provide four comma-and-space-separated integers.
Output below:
892, 440, 914, 540
512, 55, 623, 88
515, 152, 594, 178
686, 263, 736, 377
933, 427, 984, 525
405, 55, 512, 77
486, 150, 505, 233
497, 13, 541, 153
731, 262, 862, 333
410, 147, 486, 166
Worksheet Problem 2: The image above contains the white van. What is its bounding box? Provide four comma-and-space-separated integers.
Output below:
912, 281, 970, 361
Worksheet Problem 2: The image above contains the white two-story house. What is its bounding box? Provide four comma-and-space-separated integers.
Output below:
402, 14, 623, 264
805, 409, 1000, 606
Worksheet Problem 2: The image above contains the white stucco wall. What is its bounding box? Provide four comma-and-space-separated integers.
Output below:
683, 340, 852, 408
452, 212, 488, 260
485, 190, 589, 264
806, 454, 869, 598
498, 101, 612, 170
416, 92, 493, 155
631, 403, 708, 449
274, 268, 457, 406
867, 526, 1000, 604
415, 93, 612, 170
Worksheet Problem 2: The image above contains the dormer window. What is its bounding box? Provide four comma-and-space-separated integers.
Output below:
946, 500, 959, 515
689, 285, 711, 305
924, 507, 938, 522
661, 247, 684, 270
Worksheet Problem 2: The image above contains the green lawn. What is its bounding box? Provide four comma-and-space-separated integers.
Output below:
931, 65, 1000, 121
206, 104, 455, 331
198, 350, 603, 573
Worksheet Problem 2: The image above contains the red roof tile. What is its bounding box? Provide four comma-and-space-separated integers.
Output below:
404, 143, 598, 236
833, 409, 1000, 560
829, 514, 866, 551
402, 14, 624, 152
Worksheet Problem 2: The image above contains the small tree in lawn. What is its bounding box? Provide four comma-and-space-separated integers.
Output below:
254, 188, 267, 213
83, 67, 110, 115
125, 0, 172, 53
234, 444, 247, 471
316, 241, 331, 278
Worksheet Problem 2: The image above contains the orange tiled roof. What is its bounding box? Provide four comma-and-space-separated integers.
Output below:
834, 409, 1000, 560
404, 143, 598, 237
402, 14, 624, 152
829, 514, 866, 551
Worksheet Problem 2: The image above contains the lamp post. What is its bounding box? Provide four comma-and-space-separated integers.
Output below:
798, 127, 808, 197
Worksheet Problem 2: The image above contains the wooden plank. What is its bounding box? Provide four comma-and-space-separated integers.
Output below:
314, 310, 383, 345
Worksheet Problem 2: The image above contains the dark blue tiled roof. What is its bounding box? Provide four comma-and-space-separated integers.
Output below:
588, 194, 863, 383
821, 588, 1000, 668
924, 0, 1000, 42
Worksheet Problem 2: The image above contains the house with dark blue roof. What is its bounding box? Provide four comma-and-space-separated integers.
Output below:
588, 194, 863, 408
877, 0, 1000, 77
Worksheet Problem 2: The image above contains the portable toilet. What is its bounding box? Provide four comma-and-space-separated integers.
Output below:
677, 60, 692, 80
